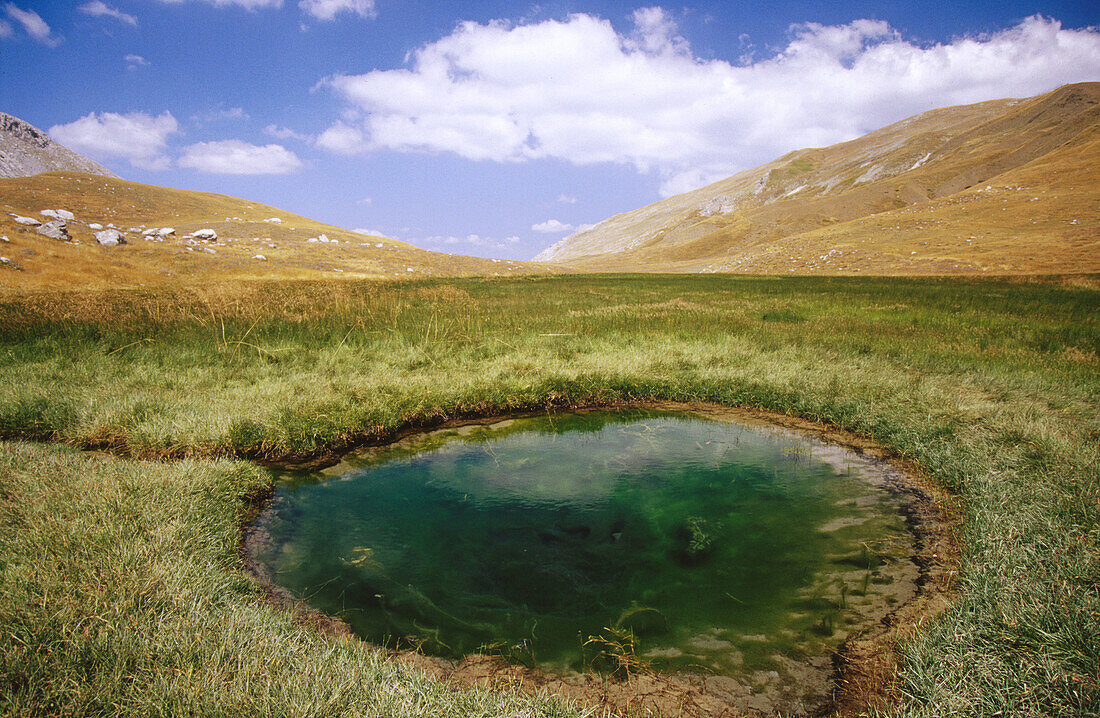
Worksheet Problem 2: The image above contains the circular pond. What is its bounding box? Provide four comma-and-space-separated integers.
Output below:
249, 409, 920, 702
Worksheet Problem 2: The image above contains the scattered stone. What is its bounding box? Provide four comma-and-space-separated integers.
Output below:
88, 223, 103, 230
0, 256, 9, 263
36, 220, 71, 241
263, 217, 282, 223
192, 229, 217, 240
94, 229, 125, 246
1, 235, 8, 242
142, 228, 158, 235
156, 227, 174, 237
12, 215, 39, 226
40, 209, 75, 221
251, 254, 267, 260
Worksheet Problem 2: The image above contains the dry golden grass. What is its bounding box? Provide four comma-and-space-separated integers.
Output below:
549, 83, 1100, 276
0, 172, 549, 289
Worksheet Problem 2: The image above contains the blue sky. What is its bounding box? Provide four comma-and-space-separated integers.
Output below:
2, 1, 1099, 259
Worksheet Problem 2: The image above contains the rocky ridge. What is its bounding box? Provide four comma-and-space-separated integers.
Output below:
0, 112, 119, 180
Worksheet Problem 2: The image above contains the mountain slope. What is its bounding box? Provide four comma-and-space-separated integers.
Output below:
0, 113, 119, 179
0, 172, 541, 288
536, 83, 1100, 275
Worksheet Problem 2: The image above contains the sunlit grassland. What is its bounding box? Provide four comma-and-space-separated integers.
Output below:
1, 274, 1097, 716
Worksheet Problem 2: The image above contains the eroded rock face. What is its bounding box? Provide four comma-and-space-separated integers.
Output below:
0, 112, 119, 179
94, 229, 126, 246
36, 220, 71, 241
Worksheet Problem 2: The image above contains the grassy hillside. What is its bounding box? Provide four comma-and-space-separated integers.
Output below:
1, 275, 1097, 716
539, 83, 1099, 275
0, 172, 543, 288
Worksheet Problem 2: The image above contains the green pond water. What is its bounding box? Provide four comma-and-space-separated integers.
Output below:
252, 411, 916, 676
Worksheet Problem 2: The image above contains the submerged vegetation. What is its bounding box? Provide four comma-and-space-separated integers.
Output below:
0, 274, 1098, 716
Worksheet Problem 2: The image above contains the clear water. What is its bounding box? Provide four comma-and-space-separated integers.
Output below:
253, 411, 914, 675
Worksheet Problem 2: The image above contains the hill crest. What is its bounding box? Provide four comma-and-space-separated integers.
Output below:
535, 83, 1099, 275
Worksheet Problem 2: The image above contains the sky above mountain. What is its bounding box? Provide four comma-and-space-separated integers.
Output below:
3, 1, 1099, 260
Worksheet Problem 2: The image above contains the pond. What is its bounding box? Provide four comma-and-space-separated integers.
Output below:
249, 409, 920, 697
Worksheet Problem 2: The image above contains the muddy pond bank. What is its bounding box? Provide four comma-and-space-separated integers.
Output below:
242, 402, 960, 717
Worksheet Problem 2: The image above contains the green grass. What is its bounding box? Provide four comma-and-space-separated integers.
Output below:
0, 273, 1097, 716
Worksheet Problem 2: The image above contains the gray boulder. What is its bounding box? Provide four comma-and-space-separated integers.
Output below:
192, 228, 217, 240
94, 229, 126, 246
12, 215, 39, 226
40, 209, 75, 221
36, 220, 70, 241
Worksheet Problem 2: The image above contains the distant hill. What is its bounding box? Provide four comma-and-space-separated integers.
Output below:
0, 172, 542, 288
536, 83, 1100, 275
0, 113, 119, 179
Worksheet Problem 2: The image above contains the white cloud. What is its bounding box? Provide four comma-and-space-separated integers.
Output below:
125, 53, 148, 67
321, 12, 1100, 196
352, 227, 384, 236
315, 121, 367, 154
419, 233, 520, 249
355, 197, 372, 205
264, 123, 312, 141
4, 3, 60, 46
0, 19, 12, 38
155, 0, 282, 9
48, 111, 178, 170
531, 219, 574, 233
300, 0, 374, 21
557, 194, 578, 204
79, 1, 137, 26
178, 140, 303, 174
195, 107, 249, 122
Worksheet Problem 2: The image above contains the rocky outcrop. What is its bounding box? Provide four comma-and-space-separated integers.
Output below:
36, 220, 71, 241
94, 229, 125, 246
0, 112, 119, 179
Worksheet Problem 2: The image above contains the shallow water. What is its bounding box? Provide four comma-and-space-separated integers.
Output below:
252, 410, 916, 676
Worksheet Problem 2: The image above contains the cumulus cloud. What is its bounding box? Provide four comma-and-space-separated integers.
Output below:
125, 53, 148, 68
49, 111, 178, 170
315, 122, 367, 154
320, 11, 1100, 196
557, 194, 578, 204
300, 0, 374, 21
4, 3, 60, 46
79, 1, 137, 26
352, 227, 384, 236
531, 219, 574, 233
178, 140, 303, 174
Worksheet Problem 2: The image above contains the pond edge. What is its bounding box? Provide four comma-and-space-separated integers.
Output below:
239, 400, 962, 718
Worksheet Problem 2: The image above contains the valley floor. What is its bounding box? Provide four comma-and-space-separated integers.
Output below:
0, 274, 1097, 716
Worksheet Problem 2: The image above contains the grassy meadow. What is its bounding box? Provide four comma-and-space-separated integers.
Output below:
0, 274, 1097, 716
